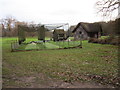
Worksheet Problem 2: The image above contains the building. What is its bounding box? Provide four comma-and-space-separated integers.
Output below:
72, 22, 102, 40
67, 25, 76, 37
53, 29, 65, 41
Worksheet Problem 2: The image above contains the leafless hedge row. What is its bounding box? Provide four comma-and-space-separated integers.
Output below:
88, 36, 120, 45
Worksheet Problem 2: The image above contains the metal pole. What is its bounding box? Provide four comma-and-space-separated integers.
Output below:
11, 42, 13, 51
80, 39, 82, 47
44, 41, 45, 49
15, 41, 17, 49
58, 35, 60, 49
67, 23, 69, 48
68, 23, 69, 38
63, 40, 64, 46
59, 41, 60, 48
68, 39, 69, 47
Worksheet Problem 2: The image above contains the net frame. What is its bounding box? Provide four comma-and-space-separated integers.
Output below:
18, 24, 46, 44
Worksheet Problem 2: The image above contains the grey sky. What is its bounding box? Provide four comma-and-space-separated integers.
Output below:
0, 0, 118, 25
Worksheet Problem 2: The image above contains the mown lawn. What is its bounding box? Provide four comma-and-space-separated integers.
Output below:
2, 37, 119, 87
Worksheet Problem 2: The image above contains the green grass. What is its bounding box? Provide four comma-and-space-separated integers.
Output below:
2, 37, 119, 87
15, 39, 81, 50
99, 36, 110, 39
45, 42, 60, 49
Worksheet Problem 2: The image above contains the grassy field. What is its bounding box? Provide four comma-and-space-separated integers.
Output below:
2, 37, 119, 87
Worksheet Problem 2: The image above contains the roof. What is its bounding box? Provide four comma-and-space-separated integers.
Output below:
69, 25, 76, 32
53, 29, 65, 34
72, 22, 102, 33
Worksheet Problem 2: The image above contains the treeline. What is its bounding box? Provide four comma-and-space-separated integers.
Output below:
99, 18, 120, 36
0, 16, 52, 37
89, 18, 120, 45
0, 16, 120, 37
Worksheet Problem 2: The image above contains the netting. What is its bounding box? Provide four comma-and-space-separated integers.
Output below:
11, 40, 82, 52
38, 25, 45, 40
10, 23, 82, 52
12, 24, 82, 52
18, 25, 26, 44
18, 23, 69, 44
44, 23, 69, 30
18, 24, 45, 44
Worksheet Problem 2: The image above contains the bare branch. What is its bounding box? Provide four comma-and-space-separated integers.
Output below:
95, 0, 120, 18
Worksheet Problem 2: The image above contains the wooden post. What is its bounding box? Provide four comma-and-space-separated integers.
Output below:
79, 32, 82, 47
13, 42, 14, 51
15, 40, 16, 49
57, 34, 60, 49
44, 40, 45, 49
59, 41, 60, 49
63, 40, 64, 46
80, 35, 82, 47
11, 42, 13, 52
68, 39, 69, 48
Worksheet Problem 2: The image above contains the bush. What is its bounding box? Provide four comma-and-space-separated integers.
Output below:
110, 37, 120, 45
88, 38, 98, 43
88, 36, 120, 45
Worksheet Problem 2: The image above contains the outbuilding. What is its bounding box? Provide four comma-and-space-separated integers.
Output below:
53, 29, 65, 41
72, 22, 102, 40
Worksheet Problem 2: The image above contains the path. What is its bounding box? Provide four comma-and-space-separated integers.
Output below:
3, 73, 114, 88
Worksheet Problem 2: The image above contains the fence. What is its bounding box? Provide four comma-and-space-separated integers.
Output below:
11, 40, 20, 51
11, 40, 82, 52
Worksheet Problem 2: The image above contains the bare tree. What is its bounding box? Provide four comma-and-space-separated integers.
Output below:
0, 16, 17, 31
95, 0, 120, 17
0, 16, 19, 36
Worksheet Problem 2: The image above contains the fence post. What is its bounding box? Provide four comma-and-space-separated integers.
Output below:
58, 35, 60, 49
14, 40, 16, 49
62, 40, 64, 48
15, 41, 16, 49
79, 34, 82, 47
44, 40, 45, 49
59, 41, 60, 49
80, 39, 82, 47
68, 39, 69, 48
11, 42, 13, 52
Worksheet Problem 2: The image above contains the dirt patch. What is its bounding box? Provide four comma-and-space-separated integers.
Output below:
3, 73, 115, 88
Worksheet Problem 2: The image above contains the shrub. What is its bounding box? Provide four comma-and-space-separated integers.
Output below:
88, 36, 120, 45
88, 38, 98, 43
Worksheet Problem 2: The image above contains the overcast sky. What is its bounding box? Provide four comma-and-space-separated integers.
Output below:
0, 0, 118, 25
